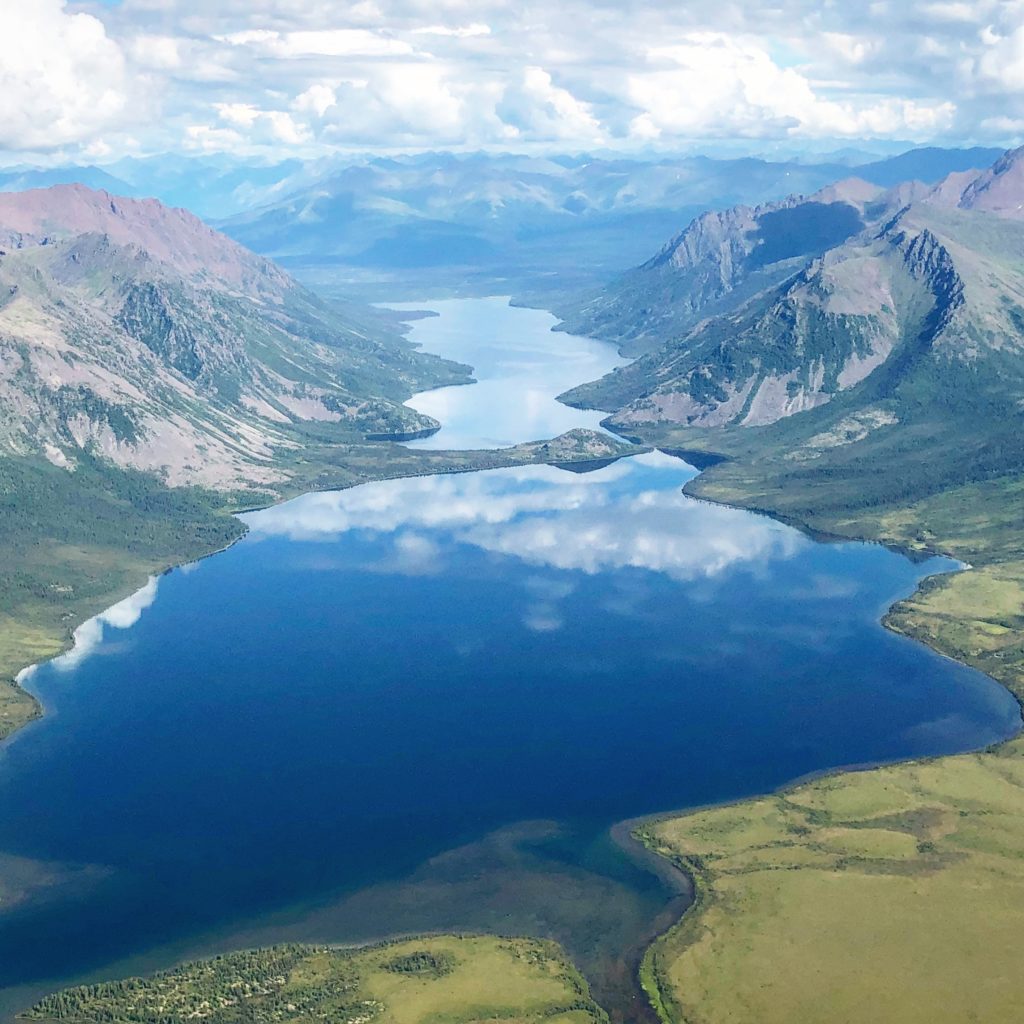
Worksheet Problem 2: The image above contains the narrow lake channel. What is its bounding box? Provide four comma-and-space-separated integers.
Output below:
0, 298, 1018, 1023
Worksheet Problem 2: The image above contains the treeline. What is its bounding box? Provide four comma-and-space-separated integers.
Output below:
0, 453, 243, 609
381, 950, 456, 978
23, 945, 370, 1024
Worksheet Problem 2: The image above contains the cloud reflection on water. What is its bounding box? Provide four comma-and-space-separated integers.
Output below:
245, 452, 806, 582
17, 576, 160, 682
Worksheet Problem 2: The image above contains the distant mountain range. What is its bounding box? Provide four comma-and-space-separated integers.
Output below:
0, 157, 308, 219
0, 184, 468, 489
0, 148, 1003, 298
218, 148, 1004, 295
556, 147, 1024, 508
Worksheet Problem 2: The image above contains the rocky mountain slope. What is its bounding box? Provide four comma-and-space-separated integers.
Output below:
559, 149, 1024, 456
0, 149, 999, 302
0, 185, 470, 489
555, 178, 890, 356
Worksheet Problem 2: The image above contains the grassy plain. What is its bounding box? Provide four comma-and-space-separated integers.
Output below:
638, 742, 1024, 1024
622, 430, 1024, 1024
23, 936, 607, 1024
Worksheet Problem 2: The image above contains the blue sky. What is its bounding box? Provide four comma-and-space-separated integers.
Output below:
3, 1, 1023, 162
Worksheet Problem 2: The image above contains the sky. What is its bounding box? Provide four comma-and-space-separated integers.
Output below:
2, 0, 1023, 163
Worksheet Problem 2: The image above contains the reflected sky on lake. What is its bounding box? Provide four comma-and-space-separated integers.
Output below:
0, 300, 1019, 1006
245, 452, 806, 582
17, 577, 160, 682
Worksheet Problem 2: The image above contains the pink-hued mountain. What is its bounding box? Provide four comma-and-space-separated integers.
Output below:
0, 185, 468, 487
957, 145, 1024, 219
0, 184, 288, 294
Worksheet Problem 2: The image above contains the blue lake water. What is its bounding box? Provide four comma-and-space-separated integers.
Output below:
397, 297, 626, 449
0, 299, 1019, 1020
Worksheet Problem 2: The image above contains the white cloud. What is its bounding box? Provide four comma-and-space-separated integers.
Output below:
5, 0, 1023, 158
412, 24, 492, 38
130, 33, 182, 71
293, 82, 339, 117
217, 28, 414, 58
313, 64, 473, 145
981, 114, 1024, 133
0, 0, 131, 151
821, 32, 877, 65
919, 1, 984, 21
971, 24, 1024, 90
497, 67, 604, 143
213, 102, 312, 144
185, 123, 245, 152
625, 34, 955, 141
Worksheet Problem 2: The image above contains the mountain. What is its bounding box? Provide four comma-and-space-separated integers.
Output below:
0, 149, 999, 300
957, 148, 1024, 219
554, 178, 892, 356
551, 163, 1013, 360
0, 185, 470, 490
0, 165, 137, 196
852, 146, 1004, 188
557, 148, 1024, 497
215, 148, 998, 298
105, 154, 310, 218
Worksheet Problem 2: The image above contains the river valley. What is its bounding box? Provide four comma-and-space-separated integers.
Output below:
0, 298, 1018, 1023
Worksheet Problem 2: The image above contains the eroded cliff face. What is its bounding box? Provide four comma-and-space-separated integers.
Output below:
555, 179, 883, 356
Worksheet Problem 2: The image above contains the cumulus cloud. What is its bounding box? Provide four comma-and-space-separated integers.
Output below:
216, 28, 414, 58
412, 24, 492, 39
6, 0, 1024, 158
626, 34, 955, 141
497, 67, 604, 143
970, 23, 1024, 91
0, 0, 131, 151
313, 64, 475, 146
214, 102, 312, 144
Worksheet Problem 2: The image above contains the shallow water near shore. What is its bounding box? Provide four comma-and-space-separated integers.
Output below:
0, 299, 1019, 1022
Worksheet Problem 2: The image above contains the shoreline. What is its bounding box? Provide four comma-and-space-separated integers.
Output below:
2, 434, 1020, 1023
0, 441, 640, 748
614, 463, 1024, 1022
4, 448, 1019, 1024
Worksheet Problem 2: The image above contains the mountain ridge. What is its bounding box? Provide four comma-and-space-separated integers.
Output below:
557, 147, 1024, 447
0, 184, 290, 294
0, 184, 473, 489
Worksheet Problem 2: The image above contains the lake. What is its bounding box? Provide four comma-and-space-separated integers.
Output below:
0, 299, 1018, 1022
397, 297, 627, 449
